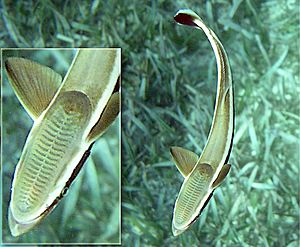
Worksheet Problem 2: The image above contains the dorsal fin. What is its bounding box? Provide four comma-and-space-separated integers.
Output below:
170, 146, 199, 177
87, 92, 120, 142
211, 164, 231, 188
5, 57, 62, 120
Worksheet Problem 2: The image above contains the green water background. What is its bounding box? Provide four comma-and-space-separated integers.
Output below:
1, 0, 299, 246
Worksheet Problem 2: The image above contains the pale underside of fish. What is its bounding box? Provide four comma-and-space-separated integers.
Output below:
171, 9, 234, 236
5, 49, 121, 236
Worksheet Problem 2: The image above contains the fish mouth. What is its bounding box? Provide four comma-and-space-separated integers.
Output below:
172, 163, 216, 236
8, 205, 37, 237
173, 164, 213, 228
172, 223, 186, 236
172, 189, 214, 236
9, 91, 92, 225
9, 141, 95, 237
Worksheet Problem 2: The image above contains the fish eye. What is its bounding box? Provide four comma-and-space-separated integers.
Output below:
61, 187, 69, 197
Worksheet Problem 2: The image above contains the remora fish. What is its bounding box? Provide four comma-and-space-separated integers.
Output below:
171, 9, 234, 236
5, 49, 120, 236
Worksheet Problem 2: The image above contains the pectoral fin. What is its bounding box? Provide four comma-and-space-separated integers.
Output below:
5, 57, 62, 120
87, 92, 120, 142
211, 163, 231, 188
170, 146, 199, 177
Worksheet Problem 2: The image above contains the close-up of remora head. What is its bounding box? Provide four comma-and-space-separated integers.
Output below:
5, 49, 121, 237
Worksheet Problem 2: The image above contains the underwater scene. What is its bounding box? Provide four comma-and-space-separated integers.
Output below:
1, 0, 299, 246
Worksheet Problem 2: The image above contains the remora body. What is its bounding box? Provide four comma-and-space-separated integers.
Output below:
171, 9, 234, 236
5, 49, 120, 236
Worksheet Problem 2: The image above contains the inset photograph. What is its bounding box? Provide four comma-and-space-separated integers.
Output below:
2, 48, 121, 244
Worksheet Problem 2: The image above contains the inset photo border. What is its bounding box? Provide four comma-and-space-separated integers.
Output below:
1, 48, 121, 245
